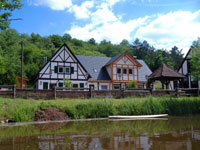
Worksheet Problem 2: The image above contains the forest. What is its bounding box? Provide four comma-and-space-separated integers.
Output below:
0, 29, 187, 86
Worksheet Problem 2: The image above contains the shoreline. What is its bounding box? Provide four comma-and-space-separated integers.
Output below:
0, 118, 108, 127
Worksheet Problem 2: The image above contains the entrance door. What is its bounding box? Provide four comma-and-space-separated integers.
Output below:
43, 82, 48, 90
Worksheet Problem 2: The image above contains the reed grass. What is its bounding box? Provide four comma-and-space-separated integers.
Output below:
0, 96, 200, 122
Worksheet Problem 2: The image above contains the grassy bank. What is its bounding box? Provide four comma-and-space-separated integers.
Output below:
0, 97, 200, 122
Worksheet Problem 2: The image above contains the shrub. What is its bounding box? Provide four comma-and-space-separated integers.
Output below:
128, 80, 138, 88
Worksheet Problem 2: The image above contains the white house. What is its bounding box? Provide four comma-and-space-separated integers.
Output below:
36, 44, 152, 90
178, 48, 200, 88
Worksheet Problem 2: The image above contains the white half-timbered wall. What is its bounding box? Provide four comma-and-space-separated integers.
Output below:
37, 45, 89, 89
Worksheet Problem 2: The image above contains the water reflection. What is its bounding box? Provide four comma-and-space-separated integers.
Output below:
0, 116, 200, 150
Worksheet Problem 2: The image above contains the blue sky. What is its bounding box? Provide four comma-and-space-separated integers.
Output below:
11, 0, 200, 54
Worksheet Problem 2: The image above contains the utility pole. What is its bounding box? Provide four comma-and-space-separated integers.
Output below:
21, 41, 24, 89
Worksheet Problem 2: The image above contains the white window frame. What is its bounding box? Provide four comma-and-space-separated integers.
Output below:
65, 66, 70, 74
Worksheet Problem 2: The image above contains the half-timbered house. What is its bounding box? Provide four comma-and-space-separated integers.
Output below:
178, 48, 200, 88
36, 44, 152, 90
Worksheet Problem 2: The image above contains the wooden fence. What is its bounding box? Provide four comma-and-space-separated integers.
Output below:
0, 85, 16, 98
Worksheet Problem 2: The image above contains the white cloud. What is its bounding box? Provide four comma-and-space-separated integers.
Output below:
135, 10, 200, 53
106, 0, 124, 7
30, 0, 72, 10
91, 3, 118, 25
32, 0, 200, 53
68, 1, 94, 19
67, 16, 148, 43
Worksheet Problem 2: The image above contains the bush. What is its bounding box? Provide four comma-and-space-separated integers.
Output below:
128, 80, 138, 88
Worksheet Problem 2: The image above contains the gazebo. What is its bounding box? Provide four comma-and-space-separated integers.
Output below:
147, 64, 185, 89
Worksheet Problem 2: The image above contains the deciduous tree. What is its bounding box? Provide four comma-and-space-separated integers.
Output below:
0, 0, 22, 30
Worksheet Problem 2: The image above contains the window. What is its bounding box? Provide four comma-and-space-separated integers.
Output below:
71, 67, 74, 74
117, 68, 121, 74
54, 66, 58, 73
59, 67, 63, 73
80, 83, 84, 88
58, 82, 63, 87
57, 66, 73, 74
123, 69, 127, 74
50, 83, 56, 89
73, 84, 78, 88
129, 69, 132, 74
114, 84, 120, 89
101, 85, 108, 90
65, 67, 70, 74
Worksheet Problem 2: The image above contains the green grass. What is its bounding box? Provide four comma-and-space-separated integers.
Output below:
0, 96, 200, 122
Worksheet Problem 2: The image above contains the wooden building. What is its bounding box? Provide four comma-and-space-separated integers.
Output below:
36, 44, 152, 90
16, 76, 29, 89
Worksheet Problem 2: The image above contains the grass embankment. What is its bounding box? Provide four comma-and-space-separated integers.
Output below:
0, 97, 200, 122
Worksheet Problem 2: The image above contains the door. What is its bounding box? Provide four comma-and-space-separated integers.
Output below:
43, 82, 48, 90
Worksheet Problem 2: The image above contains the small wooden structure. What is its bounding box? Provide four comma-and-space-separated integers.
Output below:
148, 64, 185, 89
16, 76, 29, 89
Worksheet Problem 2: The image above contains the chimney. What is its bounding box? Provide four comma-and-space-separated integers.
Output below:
51, 50, 55, 56
43, 56, 47, 64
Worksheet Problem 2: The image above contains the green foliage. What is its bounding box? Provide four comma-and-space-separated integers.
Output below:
73, 100, 115, 119
64, 78, 73, 88
0, 0, 22, 30
191, 45, 200, 81
1, 97, 200, 122
50, 34, 63, 48
131, 39, 183, 71
128, 80, 138, 88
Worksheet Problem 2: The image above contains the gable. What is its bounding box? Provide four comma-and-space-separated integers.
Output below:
178, 48, 192, 72
38, 44, 91, 80
113, 52, 142, 67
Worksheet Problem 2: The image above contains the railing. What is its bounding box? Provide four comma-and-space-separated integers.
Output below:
0, 85, 16, 98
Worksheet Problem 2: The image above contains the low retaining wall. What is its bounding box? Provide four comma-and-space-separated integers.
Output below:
0, 88, 187, 99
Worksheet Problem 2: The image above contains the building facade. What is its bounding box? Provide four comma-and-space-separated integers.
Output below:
36, 44, 152, 90
178, 48, 200, 88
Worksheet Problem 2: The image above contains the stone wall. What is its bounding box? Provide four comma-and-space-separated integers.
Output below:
0, 88, 186, 99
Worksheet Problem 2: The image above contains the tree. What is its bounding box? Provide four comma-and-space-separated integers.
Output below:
191, 45, 200, 81
50, 34, 63, 48
0, 0, 22, 30
64, 78, 73, 88
62, 33, 72, 43
169, 46, 183, 69
88, 38, 96, 45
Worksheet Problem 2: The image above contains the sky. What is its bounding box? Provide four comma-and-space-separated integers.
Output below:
10, 0, 200, 54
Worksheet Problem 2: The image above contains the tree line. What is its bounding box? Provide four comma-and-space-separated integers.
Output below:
0, 29, 186, 86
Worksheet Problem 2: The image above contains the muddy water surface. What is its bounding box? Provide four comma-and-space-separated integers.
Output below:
0, 116, 200, 150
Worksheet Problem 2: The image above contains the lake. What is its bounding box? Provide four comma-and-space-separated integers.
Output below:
0, 116, 200, 150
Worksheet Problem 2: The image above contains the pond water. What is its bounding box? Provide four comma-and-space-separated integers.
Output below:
0, 116, 200, 150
